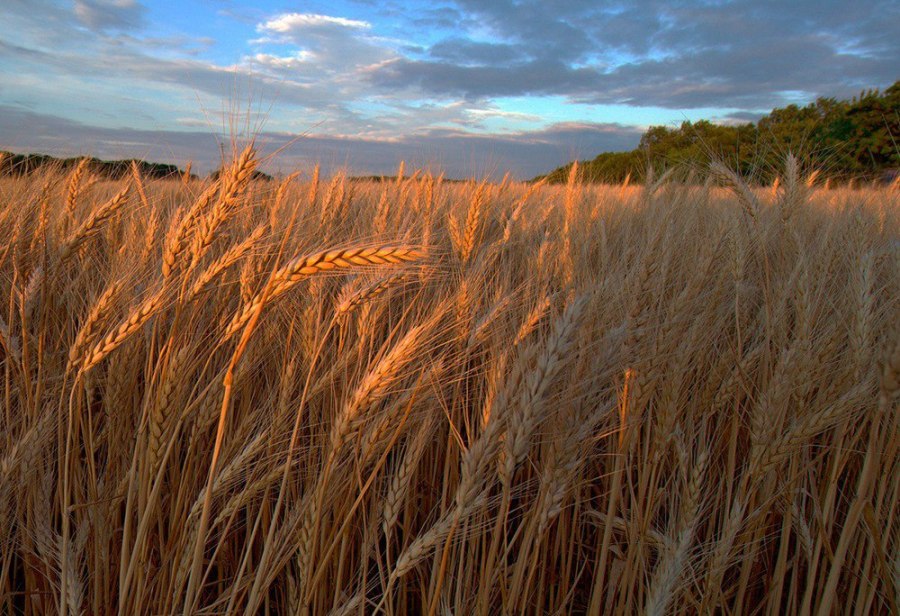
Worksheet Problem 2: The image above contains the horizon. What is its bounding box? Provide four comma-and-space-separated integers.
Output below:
1, 0, 898, 179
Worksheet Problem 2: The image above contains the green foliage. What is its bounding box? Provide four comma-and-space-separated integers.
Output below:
538, 81, 900, 184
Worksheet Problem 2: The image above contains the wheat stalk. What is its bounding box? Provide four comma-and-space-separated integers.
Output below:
224, 246, 423, 340
79, 287, 166, 373
162, 179, 220, 277
64, 158, 89, 216
188, 224, 266, 299
503, 296, 585, 485
190, 146, 257, 267
68, 281, 123, 370
59, 185, 131, 261
335, 272, 409, 316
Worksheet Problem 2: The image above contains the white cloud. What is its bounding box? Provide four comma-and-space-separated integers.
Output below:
250, 11, 396, 78
468, 108, 542, 122
260, 13, 371, 34
250, 51, 316, 70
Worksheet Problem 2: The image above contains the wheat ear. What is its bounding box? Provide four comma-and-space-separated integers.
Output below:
710, 162, 759, 219
335, 272, 409, 316
161, 180, 220, 277
131, 160, 150, 211
190, 146, 257, 267
147, 345, 190, 472
68, 281, 123, 370
79, 287, 166, 373
189, 224, 266, 299
59, 185, 131, 261
224, 246, 423, 339
64, 158, 89, 215
504, 297, 585, 485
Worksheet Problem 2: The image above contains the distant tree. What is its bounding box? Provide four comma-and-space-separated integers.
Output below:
209, 167, 273, 182
536, 81, 899, 184
0, 151, 186, 179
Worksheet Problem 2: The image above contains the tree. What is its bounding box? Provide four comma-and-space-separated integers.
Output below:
536, 81, 899, 184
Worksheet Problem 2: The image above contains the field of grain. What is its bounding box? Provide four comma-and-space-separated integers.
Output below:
0, 148, 897, 614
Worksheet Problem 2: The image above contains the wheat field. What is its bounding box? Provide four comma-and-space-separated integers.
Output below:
0, 147, 897, 615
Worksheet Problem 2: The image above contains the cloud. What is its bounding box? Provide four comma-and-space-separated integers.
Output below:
0, 105, 641, 179
250, 10, 397, 81
0, 26, 541, 141
364, 0, 900, 109
715, 111, 767, 125
0, 34, 354, 119
74, 0, 147, 32
429, 39, 520, 66
371, 57, 598, 99
261, 13, 371, 32
409, 6, 471, 31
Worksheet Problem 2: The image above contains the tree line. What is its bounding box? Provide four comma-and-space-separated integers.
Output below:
537, 81, 899, 184
0, 151, 190, 180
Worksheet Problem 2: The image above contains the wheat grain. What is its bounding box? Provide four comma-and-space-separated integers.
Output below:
58, 185, 131, 261
80, 287, 166, 372
64, 158, 89, 216
224, 246, 423, 339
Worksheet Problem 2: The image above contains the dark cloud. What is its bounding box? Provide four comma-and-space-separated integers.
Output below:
367, 0, 900, 108
0, 105, 221, 165
372, 58, 599, 99
409, 6, 470, 31
429, 39, 519, 66
0, 105, 641, 179
449, 0, 598, 63
0, 39, 49, 61
74, 0, 147, 32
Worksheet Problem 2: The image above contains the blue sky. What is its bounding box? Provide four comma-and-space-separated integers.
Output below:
1, 0, 897, 178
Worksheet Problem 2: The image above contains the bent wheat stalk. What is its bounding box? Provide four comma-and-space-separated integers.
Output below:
224, 246, 423, 339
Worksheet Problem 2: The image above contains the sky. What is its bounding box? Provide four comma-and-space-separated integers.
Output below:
0, 0, 897, 179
